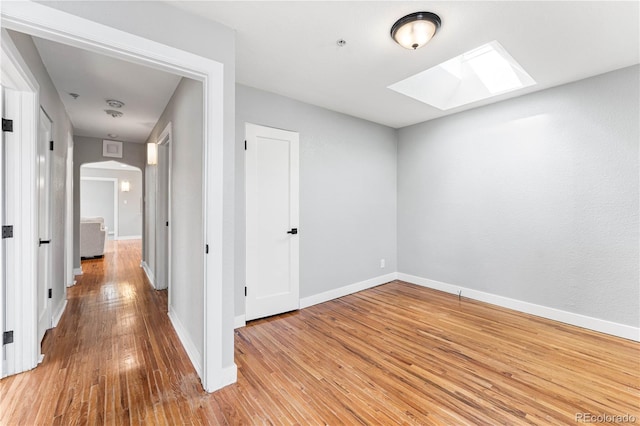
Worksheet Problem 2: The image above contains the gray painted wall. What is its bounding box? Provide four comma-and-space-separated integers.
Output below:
144, 78, 206, 364
73, 137, 146, 268
7, 31, 74, 323
398, 65, 639, 327
236, 84, 398, 317
81, 180, 116, 235
81, 167, 143, 237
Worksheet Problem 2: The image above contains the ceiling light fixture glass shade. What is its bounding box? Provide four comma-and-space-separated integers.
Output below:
391, 12, 441, 50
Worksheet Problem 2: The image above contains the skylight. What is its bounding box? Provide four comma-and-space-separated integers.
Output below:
388, 41, 535, 110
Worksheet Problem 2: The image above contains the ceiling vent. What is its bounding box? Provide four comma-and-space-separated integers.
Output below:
106, 99, 125, 108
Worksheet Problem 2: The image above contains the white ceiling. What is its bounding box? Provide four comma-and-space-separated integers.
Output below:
33, 36, 182, 143
170, 1, 639, 128
29, 2, 640, 135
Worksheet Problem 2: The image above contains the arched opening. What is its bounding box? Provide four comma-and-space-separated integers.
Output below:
80, 160, 143, 247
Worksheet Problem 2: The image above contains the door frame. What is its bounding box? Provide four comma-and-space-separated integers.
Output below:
0, 29, 40, 378
0, 3, 234, 391
65, 142, 74, 287
1, 85, 4, 378
79, 176, 119, 239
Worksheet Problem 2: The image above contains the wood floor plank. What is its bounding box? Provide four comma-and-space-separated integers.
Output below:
1, 239, 638, 425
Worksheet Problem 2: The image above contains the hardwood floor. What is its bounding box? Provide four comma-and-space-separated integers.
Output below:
1, 240, 638, 425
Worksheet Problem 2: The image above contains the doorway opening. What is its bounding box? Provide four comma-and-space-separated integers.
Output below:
80, 161, 143, 244
1, 1, 233, 391
79, 161, 143, 287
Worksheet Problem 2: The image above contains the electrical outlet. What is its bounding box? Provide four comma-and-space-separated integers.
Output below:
380, 258, 386, 268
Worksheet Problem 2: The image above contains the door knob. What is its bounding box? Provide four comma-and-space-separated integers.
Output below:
286, 228, 298, 235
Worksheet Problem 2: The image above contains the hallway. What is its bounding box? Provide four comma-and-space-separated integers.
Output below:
0, 240, 206, 424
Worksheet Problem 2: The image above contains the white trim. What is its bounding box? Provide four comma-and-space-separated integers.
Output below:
0, 84, 5, 380
73, 267, 83, 276
1, 28, 40, 378
80, 176, 118, 238
168, 309, 202, 377
220, 364, 238, 389
51, 299, 67, 328
115, 235, 142, 241
2, 1, 231, 392
140, 261, 155, 289
300, 273, 398, 309
202, 52, 230, 393
234, 315, 246, 329
64, 142, 74, 291
398, 273, 640, 342
158, 122, 172, 146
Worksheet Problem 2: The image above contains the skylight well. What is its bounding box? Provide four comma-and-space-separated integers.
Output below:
388, 41, 535, 110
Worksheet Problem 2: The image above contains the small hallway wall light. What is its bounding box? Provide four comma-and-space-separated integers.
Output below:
391, 11, 441, 50
147, 142, 158, 165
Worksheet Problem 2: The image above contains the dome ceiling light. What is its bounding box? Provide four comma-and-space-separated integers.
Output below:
391, 12, 441, 50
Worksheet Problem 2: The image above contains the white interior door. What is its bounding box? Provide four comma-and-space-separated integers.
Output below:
155, 123, 172, 294
37, 108, 52, 344
245, 123, 299, 321
155, 143, 169, 290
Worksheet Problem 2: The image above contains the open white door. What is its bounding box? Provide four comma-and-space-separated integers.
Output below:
37, 108, 52, 344
245, 123, 299, 321
155, 123, 172, 293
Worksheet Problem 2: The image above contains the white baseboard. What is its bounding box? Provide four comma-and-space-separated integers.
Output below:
398, 273, 640, 342
115, 235, 142, 241
219, 364, 238, 391
140, 261, 155, 289
52, 299, 67, 327
201, 363, 238, 393
234, 315, 246, 329
73, 267, 82, 276
168, 309, 203, 378
67, 280, 76, 287
300, 272, 398, 309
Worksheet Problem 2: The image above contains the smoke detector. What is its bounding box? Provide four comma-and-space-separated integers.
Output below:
106, 99, 125, 108
105, 109, 124, 118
